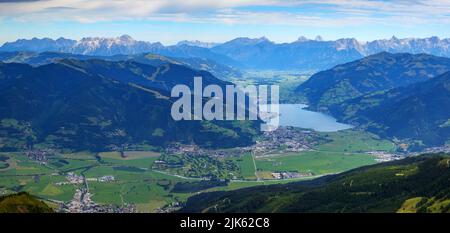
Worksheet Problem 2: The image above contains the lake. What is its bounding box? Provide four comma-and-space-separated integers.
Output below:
265, 104, 353, 132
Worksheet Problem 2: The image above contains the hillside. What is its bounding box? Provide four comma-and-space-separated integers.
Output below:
0, 51, 242, 80
329, 71, 450, 148
0, 61, 258, 151
52, 59, 230, 93
296, 52, 450, 110
180, 154, 450, 213
0, 192, 53, 213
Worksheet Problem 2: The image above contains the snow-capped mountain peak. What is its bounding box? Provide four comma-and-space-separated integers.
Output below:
176, 40, 220, 48
68, 35, 162, 56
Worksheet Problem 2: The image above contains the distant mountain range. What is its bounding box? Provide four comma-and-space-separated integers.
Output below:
176, 40, 220, 48
211, 37, 363, 70
2, 35, 450, 70
180, 154, 450, 213
0, 35, 157, 56
296, 52, 450, 110
211, 36, 450, 70
0, 60, 258, 151
0, 35, 239, 68
0, 51, 242, 80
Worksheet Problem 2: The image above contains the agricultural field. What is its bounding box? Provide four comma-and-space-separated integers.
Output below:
0, 151, 189, 212
226, 153, 256, 180
253, 129, 396, 178
316, 130, 396, 153
0, 129, 398, 212
255, 151, 376, 175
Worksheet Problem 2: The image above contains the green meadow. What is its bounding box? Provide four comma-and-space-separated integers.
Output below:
255, 151, 377, 175
0, 129, 396, 212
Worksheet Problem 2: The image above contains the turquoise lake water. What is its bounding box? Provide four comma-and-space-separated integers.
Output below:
267, 104, 353, 132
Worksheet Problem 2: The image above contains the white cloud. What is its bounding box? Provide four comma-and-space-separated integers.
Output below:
0, 0, 449, 26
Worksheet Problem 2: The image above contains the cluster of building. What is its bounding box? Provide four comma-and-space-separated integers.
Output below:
420, 146, 450, 154
56, 173, 116, 186
59, 188, 136, 213
26, 149, 53, 163
55, 172, 85, 186
271, 171, 313, 180
164, 127, 319, 159
106, 143, 147, 152
156, 201, 183, 213
165, 144, 201, 156
367, 151, 404, 162
251, 127, 317, 154
59, 188, 94, 213
86, 175, 115, 182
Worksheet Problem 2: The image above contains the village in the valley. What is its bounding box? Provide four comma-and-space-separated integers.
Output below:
20, 126, 443, 213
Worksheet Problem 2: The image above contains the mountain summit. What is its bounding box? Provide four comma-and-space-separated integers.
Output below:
296, 52, 450, 110
2, 36, 450, 70
70, 35, 163, 56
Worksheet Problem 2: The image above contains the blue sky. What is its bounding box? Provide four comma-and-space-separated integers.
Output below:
0, 0, 449, 45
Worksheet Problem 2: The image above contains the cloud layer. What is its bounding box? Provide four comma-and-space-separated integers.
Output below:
0, 0, 449, 26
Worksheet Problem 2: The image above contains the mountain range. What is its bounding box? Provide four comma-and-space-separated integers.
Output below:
176, 40, 220, 48
0, 35, 239, 69
2, 35, 450, 71
295, 52, 450, 148
296, 52, 450, 110
0, 60, 258, 151
0, 51, 242, 80
2, 33, 450, 214
329, 71, 450, 149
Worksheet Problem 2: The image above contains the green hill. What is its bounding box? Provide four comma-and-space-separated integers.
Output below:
0, 192, 53, 213
180, 154, 450, 213
296, 52, 450, 110
329, 71, 450, 148
0, 61, 258, 151
0, 51, 242, 80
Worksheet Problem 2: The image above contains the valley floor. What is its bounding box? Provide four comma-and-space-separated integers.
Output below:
0, 128, 403, 212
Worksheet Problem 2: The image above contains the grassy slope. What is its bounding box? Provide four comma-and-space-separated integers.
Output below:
0, 192, 53, 213
329, 71, 450, 148
180, 154, 450, 213
296, 52, 450, 110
